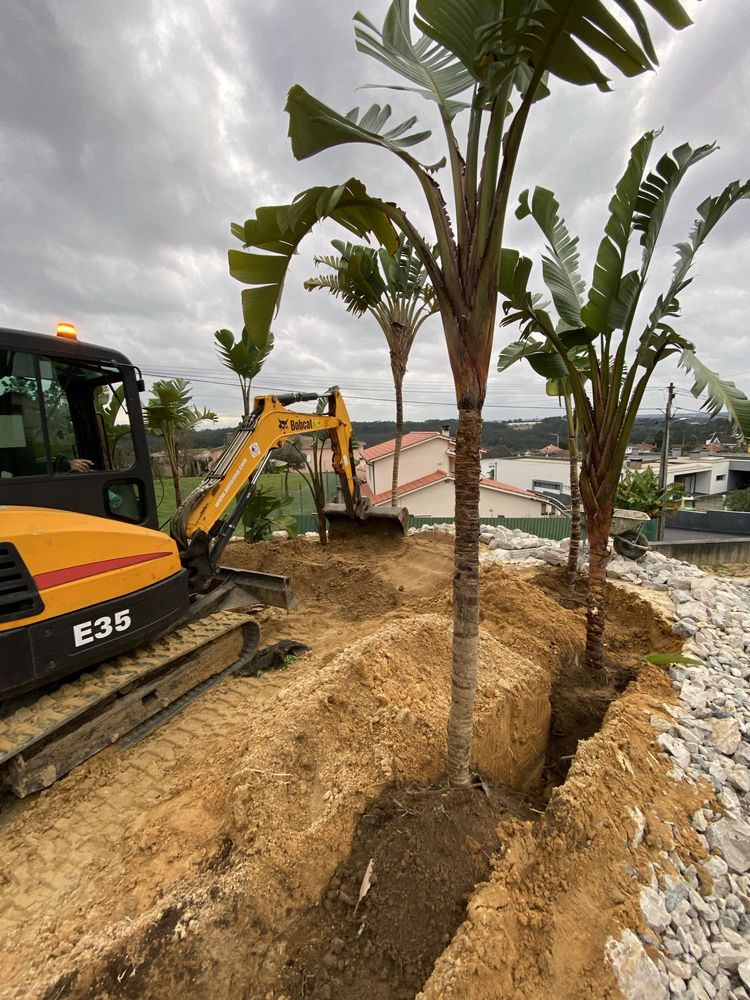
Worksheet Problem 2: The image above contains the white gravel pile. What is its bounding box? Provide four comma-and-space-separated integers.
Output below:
469, 523, 750, 999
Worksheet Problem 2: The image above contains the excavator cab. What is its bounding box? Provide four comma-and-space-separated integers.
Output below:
0, 326, 157, 528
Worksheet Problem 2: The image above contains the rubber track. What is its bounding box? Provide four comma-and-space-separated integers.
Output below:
0, 610, 253, 764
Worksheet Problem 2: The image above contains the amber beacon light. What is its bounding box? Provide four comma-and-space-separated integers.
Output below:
56, 322, 78, 340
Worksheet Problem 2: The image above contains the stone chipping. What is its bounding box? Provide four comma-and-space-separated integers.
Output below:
470, 521, 750, 1000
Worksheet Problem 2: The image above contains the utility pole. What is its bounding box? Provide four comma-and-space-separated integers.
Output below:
657, 382, 676, 540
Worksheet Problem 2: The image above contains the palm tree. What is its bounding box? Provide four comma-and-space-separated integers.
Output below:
305, 236, 437, 505
145, 378, 217, 506
214, 326, 274, 417
228, 0, 692, 785
497, 137, 750, 671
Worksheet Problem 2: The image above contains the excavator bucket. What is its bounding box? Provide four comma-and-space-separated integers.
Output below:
323, 502, 409, 540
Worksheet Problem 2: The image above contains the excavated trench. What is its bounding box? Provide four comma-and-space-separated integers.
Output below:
7, 541, 691, 1000
274, 618, 644, 1000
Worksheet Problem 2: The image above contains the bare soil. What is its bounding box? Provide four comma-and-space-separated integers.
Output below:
0, 534, 707, 1000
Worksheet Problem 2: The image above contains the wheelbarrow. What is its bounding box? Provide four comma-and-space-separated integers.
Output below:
611, 508, 651, 561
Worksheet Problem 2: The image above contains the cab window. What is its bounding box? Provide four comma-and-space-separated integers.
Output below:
0, 350, 136, 478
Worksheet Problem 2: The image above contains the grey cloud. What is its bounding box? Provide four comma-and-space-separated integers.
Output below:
0, 0, 747, 426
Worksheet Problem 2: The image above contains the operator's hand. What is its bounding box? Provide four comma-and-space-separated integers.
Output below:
69, 458, 94, 473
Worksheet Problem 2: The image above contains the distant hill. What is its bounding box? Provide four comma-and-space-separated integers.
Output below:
180, 413, 737, 457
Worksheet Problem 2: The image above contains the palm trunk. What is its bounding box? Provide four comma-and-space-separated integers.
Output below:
314, 445, 328, 547
584, 515, 611, 671
167, 437, 182, 507
447, 405, 482, 786
565, 401, 581, 589
390, 357, 406, 507
317, 492, 328, 546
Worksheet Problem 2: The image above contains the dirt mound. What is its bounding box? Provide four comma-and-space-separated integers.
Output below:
224, 537, 404, 621
280, 782, 540, 1000
31, 612, 549, 1000
526, 566, 681, 673
420, 664, 709, 1000
478, 564, 584, 665
1, 532, 697, 1000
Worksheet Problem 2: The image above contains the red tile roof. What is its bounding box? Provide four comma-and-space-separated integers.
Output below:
370, 471, 543, 506
371, 469, 449, 505
479, 477, 541, 499
361, 431, 447, 462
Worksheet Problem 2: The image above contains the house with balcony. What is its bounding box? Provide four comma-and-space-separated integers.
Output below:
361, 428, 556, 517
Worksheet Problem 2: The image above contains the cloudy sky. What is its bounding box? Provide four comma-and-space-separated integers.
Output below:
1, 0, 748, 429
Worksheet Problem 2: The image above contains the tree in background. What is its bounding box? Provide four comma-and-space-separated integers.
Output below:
615, 467, 682, 519
145, 379, 217, 506
292, 394, 340, 546
241, 486, 298, 542
229, 0, 693, 786
214, 326, 274, 417
273, 440, 308, 496
305, 235, 437, 505
497, 136, 750, 671
94, 386, 132, 467
727, 488, 750, 513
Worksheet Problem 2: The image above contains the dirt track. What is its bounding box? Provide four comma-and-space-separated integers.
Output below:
0, 533, 706, 999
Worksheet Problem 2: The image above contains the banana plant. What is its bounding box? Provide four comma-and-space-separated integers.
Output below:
214, 326, 275, 418
229, 0, 692, 786
305, 235, 437, 506
497, 135, 750, 671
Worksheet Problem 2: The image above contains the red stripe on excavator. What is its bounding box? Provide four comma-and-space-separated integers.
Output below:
34, 552, 172, 591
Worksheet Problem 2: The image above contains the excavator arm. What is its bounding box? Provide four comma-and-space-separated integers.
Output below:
171, 390, 406, 592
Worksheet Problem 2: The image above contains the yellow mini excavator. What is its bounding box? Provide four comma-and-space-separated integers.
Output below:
0, 324, 407, 795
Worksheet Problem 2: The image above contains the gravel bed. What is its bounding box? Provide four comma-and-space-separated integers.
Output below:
468, 522, 750, 1000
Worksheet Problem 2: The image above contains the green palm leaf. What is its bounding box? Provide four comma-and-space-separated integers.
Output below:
286, 86, 444, 171
229, 179, 397, 338
496, 336, 546, 371
679, 350, 750, 443
516, 187, 585, 327
354, 0, 474, 120
644, 178, 750, 342
425, 0, 692, 100
634, 141, 716, 272
582, 130, 655, 331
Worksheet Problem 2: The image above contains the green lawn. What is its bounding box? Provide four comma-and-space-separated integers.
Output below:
153, 471, 337, 532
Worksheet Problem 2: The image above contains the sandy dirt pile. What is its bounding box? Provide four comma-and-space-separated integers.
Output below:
37, 611, 549, 1000
0, 532, 697, 1000
420, 661, 709, 1000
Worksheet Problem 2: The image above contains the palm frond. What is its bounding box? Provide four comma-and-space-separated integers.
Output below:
582, 131, 655, 331
517, 186, 585, 327
229, 178, 397, 338
644, 178, 750, 341
679, 350, 750, 442
633, 140, 716, 272
286, 86, 445, 171
354, 0, 473, 120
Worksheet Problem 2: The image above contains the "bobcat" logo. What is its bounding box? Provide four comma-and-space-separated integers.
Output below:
278, 418, 289, 430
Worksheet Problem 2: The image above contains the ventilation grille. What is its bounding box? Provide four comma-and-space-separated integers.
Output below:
0, 543, 44, 623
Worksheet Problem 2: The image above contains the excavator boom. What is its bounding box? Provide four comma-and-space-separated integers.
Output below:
172, 389, 407, 589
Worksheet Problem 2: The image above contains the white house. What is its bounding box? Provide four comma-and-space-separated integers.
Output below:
361, 429, 555, 517
627, 454, 748, 497
481, 456, 572, 497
